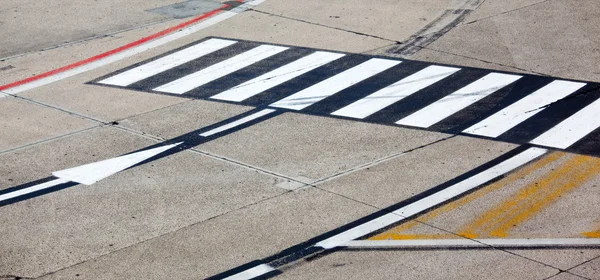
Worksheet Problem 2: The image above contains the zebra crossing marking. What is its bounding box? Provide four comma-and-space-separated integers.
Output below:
90, 37, 600, 157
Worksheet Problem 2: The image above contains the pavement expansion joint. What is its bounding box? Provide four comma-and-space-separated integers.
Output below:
461, 0, 554, 26
248, 9, 402, 44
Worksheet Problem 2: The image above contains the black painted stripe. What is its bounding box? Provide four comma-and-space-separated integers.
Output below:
498, 84, 600, 143
302, 60, 431, 115
183, 48, 316, 99
241, 54, 371, 107
364, 68, 489, 124
431, 75, 555, 133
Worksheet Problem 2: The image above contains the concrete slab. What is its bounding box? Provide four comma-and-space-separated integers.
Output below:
0, 0, 181, 59
37, 188, 375, 279
546, 272, 589, 280
0, 126, 154, 189
0, 137, 287, 278
20, 82, 187, 123
0, 97, 96, 152
423, 0, 600, 82
199, 112, 448, 182
462, 0, 548, 24
120, 99, 252, 140
318, 136, 516, 208
279, 249, 557, 279
570, 257, 600, 280
148, 0, 224, 19
255, 0, 455, 42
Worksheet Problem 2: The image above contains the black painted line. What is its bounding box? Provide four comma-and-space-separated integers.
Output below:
301, 60, 431, 115
364, 67, 489, 124
431, 75, 556, 133
241, 54, 371, 107
0, 108, 284, 208
205, 145, 533, 279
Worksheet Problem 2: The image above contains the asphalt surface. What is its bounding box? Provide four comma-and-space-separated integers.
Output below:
1, 0, 600, 279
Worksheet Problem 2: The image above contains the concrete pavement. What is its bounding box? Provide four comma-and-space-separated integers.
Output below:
1, 0, 600, 279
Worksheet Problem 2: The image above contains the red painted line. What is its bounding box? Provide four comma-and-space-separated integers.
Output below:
0, 3, 232, 92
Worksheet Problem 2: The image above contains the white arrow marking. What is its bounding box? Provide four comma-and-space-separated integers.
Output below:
52, 142, 183, 185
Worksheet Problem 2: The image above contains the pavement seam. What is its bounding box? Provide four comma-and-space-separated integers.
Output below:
0, 125, 103, 156
33, 190, 295, 279
415, 45, 550, 76
0, 18, 177, 63
562, 254, 600, 279
310, 135, 457, 185
313, 184, 564, 274
460, 0, 554, 26
247, 9, 402, 44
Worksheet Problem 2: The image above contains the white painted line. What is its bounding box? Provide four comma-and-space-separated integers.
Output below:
154, 45, 289, 94
531, 97, 600, 149
200, 109, 276, 137
0, 178, 71, 203
463, 80, 587, 137
315, 147, 547, 249
345, 238, 600, 248
98, 38, 237, 86
222, 264, 276, 280
3, 0, 265, 94
270, 58, 401, 110
396, 73, 522, 127
332, 65, 460, 119
53, 142, 183, 185
211, 51, 346, 102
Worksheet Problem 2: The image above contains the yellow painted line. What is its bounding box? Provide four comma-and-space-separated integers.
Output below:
461, 154, 600, 238
370, 152, 563, 240
583, 230, 600, 238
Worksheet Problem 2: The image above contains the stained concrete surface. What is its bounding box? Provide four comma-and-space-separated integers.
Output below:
1, 0, 600, 279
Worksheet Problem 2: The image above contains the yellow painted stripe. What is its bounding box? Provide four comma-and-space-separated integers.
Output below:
370, 152, 562, 240
461, 154, 600, 238
583, 230, 600, 238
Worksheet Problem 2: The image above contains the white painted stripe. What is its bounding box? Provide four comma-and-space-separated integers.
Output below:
211, 51, 346, 102
154, 45, 289, 94
53, 142, 183, 185
463, 80, 587, 137
396, 73, 522, 127
98, 39, 237, 86
3, 0, 265, 94
270, 58, 401, 110
531, 97, 600, 149
345, 238, 600, 248
222, 264, 275, 280
315, 147, 547, 249
0, 178, 71, 202
332, 65, 460, 119
200, 109, 276, 137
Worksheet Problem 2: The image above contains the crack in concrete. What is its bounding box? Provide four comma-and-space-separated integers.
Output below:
248, 9, 402, 44
461, 0, 554, 26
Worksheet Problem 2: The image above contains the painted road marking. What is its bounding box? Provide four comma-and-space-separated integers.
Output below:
52, 142, 183, 185
0, 0, 266, 94
315, 147, 547, 249
93, 38, 600, 156
221, 264, 276, 280
211, 51, 346, 102
200, 109, 277, 137
155, 45, 289, 94
396, 73, 522, 128
270, 58, 401, 110
369, 151, 565, 241
464, 80, 587, 137
2, 108, 283, 208
531, 97, 600, 148
331, 65, 460, 119
459, 153, 600, 238
344, 239, 600, 249
0, 178, 70, 203
98, 38, 237, 86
